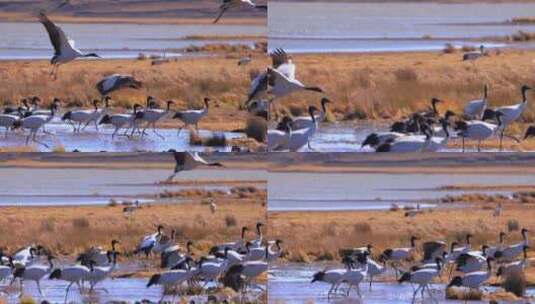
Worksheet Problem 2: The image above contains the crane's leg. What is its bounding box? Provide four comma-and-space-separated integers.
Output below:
112, 127, 119, 139
369, 274, 373, 290
36, 280, 44, 296
478, 140, 481, 152
64, 282, 73, 303
153, 122, 164, 140
462, 137, 465, 152
500, 130, 504, 151
177, 124, 185, 136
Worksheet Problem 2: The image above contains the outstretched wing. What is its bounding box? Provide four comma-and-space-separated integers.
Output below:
39, 13, 69, 56
189, 152, 209, 165
173, 152, 187, 166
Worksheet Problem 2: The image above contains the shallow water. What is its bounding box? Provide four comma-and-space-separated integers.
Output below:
0, 22, 266, 60
0, 120, 245, 152
269, 2, 535, 53
269, 263, 535, 304
268, 171, 535, 212
289, 122, 524, 153
1, 277, 264, 303
0, 167, 266, 206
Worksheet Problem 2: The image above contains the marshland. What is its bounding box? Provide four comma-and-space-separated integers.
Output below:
267, 1, 535, 152
267, 153, 535, 303
0, 1, 268, 152
0, 153, 270, 303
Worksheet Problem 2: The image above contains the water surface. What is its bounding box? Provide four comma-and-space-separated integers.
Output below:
0, 121, 245, 152
268, 171, 535, 211
269, 2, 535, 53
0, 167, 266, 206
0, 22, 265, 59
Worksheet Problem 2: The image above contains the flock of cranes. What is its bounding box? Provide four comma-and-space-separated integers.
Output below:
311, 229, 531, 302
259, 46, 535, 152
0, 3, 268, 149
361, 84, 535, 152
0, 93, 215, 147
0, 222, 278, 302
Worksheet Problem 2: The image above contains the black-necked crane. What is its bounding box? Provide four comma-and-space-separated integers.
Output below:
380, 236, 419, 278
287, 106, 319, 151
246, 48, 288, 105
482, 85, 532, 150
268, 116, 292, 151
12, 101, 59, 148
456, 111, 504, 152
486, 231, 506, 258
96, 74, 142, 97
398, 257, 442, 303
291, 97, 331, 130
62, 99, 103, 133
311, 258, 352, 299
464, 84, 488, 119
12, 253, 54, 296
166, 151, 223, 181
211, 226, 249, 254
375, 126, 432, 153
141, 99, 174, 139
146, 259, 197, 302
496, 228, 529, 262
87, 250, 118, 293
213, 0, 267, 24
455, 245, 489, 273
98, 103, 144, 138
134, 225, 164, 258
172, 97, 210, 135
496, 245, 530, 277
49, 263, 91, 302
463, 45, 485, 61
447, 257, 494, 291
0, 254, 12, 282
77, 239, 119, 267
39, 13, 100, 80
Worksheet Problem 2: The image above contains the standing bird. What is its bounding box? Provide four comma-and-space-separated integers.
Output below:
173, 98, 210, 135
39, 13, 100, 79
12, 102, 59, 148
62, 99, 102, 133
96, 74, 142, 97
12, 254, 55, 296
98, 104, 144, 138
463, 45, 485, 61
380, 236, 419, 278
49, 263, 91, 302
482, 85, 532, 150
166, 152, 223, 181
286, 106, 319, 151
464, 84, 489, 119
141, 99, 175, 139
291, 97, 332, 130
135, 225, 165, 258
455, 111, 504, 152
399, 257, 442, 303
213, 0, 267, 24
496, 228, 529, 262
448, 257, 494, 291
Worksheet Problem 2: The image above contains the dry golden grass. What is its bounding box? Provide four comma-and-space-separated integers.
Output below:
269, 203, 535, 264
276, 49, 535, 126
0, 54, 268, 132
0, 198, 265, 260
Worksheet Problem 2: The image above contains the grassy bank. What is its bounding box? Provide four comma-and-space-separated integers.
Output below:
268, 198, 535, 284
0, 198, 265, 261
276, 49, 535, 125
